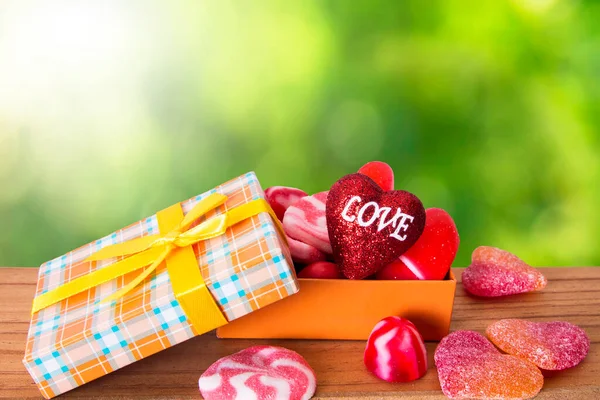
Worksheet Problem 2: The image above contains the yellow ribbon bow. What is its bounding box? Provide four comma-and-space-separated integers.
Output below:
31, 193, 282, 333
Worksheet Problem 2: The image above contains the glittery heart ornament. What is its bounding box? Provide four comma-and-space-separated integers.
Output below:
326, 174, 425, 280
435, 331, 543, 399
487, 319, 590, 371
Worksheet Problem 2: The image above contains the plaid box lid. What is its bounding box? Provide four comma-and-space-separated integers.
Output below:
23, 172, 298, 399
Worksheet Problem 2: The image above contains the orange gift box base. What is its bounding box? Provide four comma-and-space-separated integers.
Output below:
217, 270, 456, 341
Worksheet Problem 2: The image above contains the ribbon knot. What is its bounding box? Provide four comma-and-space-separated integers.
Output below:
31, 192, 284, 333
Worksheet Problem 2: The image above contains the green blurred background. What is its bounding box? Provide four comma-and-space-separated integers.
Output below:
1, 0, 599, 268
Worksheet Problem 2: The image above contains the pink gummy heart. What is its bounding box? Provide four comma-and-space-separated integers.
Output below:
297, 261, 343, 279
199, 345, 316, 400
376, 208, 459, 280
364, 316, 427, 382
487, 319, 590, 371
265, 186, 308, 221
283, 191, 332, 254
462, 246, 547, 297
326, 174, 425, 280
435, 331, 543, 399
357, 161, 394, 191
287, 236, 327, 265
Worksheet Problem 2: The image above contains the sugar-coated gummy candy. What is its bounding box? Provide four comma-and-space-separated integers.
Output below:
376, 208, 459, 280
265, 186, 308, 221
364, 316, 427, 382
357, 161, 394, 191
287, 236, 327, 265
297, 261, 343, 279
283, 191, 332, 254
486, 319, 590, 371
435, 331, 543, 399
199, 345, 316, 400
462, 246, 547, 297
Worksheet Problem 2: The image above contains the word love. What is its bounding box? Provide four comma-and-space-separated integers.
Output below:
341, 196, 415, 241
326, 174, 425, 279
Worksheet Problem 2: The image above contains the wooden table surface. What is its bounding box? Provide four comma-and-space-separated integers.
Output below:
1, 267, 598, 399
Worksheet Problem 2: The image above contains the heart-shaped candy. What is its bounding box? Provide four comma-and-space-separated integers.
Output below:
287, 236, 327, 265
199, 345, 316, 400
357, 161, 394, 191
326, 174, 425, 279
364, 316, 427, 382
462, 246, 547, 297
487, 319, 590, 371
435, 331, 543, 399
376, 208, 459, 280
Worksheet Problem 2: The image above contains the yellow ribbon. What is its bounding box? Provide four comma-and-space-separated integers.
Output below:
31, 193, 283, 334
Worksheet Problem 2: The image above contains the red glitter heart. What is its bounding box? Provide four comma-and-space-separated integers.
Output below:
326, 174, 426, 279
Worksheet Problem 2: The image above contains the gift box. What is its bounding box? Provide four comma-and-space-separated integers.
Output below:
217, 271, 456, 341
23, 172, 298, 399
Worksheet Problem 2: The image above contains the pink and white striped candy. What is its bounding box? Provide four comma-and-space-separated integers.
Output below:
283, 191, 332, 254
199, 346, 316, 400
364, 316, 428, 382
265, 186, 308, 221
287, 236, 327, 265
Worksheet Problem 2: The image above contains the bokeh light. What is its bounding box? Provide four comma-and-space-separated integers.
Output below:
1, 0, 599, 267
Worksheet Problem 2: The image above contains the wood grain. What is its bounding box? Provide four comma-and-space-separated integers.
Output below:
1, 267, 599, 399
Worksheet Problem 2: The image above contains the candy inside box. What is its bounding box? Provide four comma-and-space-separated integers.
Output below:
217, 270, 456, 341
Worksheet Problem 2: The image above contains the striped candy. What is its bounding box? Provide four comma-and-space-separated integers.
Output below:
199, 346, 316, 400
265, 186, 308, 222
287, 236, 327, 264
364, 316, 427, 382
283, 191, 332, 254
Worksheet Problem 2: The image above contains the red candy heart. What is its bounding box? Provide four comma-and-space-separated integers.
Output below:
326, 174, 425, 280
364, 316, 427, 382
265, 186, 308, 221
357, 161, 394, 191
376, 208, 459, 280
297, 261, 343, 279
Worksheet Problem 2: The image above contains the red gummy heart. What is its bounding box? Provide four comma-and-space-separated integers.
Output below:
364, 316, 427, 382
376, 208, 459, 280
358, 161, 394, 191
326, 174, 425, 280
297, 261, 343, 279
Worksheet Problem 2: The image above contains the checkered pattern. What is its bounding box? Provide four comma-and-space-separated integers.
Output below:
23, 172, 298, 399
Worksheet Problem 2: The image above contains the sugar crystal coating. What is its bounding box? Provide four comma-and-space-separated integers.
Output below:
435, 331, 543, 399
487, 319, 590, 371
199, 345, 316, 400
462, 246, 547, 297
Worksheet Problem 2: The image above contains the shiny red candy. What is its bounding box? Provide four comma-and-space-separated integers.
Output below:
265, 186, 308, 221
376, 208, 459, 280
364, 316, 427, 382
326, 174, 425, 280
297, 261, 343, 279
357, 161, 394, 191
